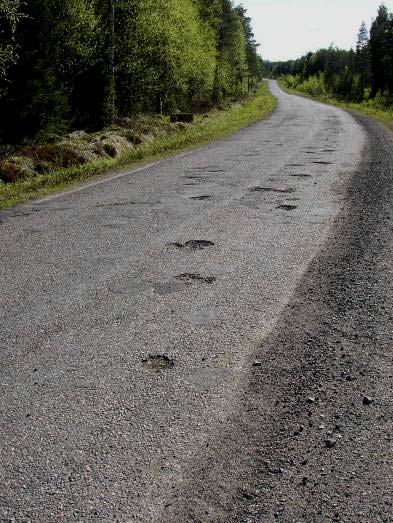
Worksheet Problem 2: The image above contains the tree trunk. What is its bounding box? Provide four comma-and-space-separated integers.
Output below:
109, 0, 115, 122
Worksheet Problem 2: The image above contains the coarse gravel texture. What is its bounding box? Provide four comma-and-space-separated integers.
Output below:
162, 114, 393, 522
233, 112, 393, 523
0, 81, 382, 522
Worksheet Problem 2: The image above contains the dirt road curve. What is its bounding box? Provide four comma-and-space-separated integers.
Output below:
0, 81, 391, 522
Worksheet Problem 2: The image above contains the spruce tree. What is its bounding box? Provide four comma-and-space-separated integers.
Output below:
355, 22, 369, 100
369, 4, 390, 95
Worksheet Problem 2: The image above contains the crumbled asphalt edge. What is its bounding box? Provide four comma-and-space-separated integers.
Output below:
161, 114, 393, 522
230, 115, 393, 522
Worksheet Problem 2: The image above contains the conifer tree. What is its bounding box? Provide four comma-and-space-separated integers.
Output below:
369, 4, 390, 95
355, 22, 369, 99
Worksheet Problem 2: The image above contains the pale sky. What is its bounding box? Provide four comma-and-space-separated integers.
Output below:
240, 0, 393, 61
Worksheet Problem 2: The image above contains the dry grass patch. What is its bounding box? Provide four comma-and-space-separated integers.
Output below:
0, 83, 276, 208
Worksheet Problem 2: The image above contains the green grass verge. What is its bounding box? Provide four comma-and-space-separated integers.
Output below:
0, 83, 276, 209
278, 79, 393, 131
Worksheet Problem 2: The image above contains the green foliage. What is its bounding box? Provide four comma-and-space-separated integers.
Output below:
0, 0, 23, 96
0, 83, 275, 207
0, 0, 101, 142
369, 4, 390, 96
213, 0, 248, 102
115, 0, 217, 113
283, 73, 326, 97
268, 3, 393, 106
0, 0, 263, 145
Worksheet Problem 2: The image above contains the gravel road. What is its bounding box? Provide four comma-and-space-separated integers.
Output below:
1, 81, 390, 522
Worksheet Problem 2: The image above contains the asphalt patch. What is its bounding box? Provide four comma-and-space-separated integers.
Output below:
109, 276, 149, 295
151, 282, 184, 295
142, 354, 175, 371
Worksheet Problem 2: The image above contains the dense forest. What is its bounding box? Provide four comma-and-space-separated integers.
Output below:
264, 4, 393, 105
0, 0, 262, 145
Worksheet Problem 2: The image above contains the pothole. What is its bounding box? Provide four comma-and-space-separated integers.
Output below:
250, 187, 294, 194
167, 240, 215, 250
175, 273, 216, 285
142, 354, 175, 371
185, 240, 215, 249
184, 176, 208, 182
187, 167, 224, 174
277, 204, 298, 211
95, 200, 157, 208
95, 201, 135, 208
190, 195, 212, 200
191, 165, 220, 170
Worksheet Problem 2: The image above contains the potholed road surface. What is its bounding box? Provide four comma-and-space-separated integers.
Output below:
1, 82, 392, 522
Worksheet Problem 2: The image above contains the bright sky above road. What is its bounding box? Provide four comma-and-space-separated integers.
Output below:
241, 0, 393, 61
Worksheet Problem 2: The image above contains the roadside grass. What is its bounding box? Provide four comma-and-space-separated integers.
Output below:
0, 83, 276, 209
278, 80, 393, 131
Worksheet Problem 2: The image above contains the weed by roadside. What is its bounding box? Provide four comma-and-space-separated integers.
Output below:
279, 80, 393, 132
0, 83, 276, 208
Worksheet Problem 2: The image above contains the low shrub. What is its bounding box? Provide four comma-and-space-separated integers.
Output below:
0, 157, 36, 183
0, 83, 276, 206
